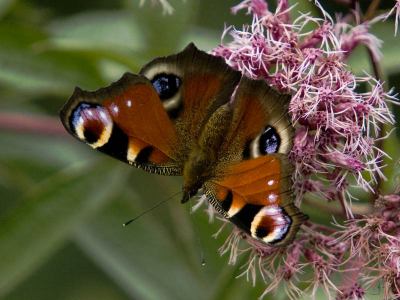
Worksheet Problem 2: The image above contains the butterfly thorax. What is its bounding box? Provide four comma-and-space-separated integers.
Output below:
181, 104, 233, 203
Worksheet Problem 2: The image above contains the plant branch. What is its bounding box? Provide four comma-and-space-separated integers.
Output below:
362, 0, 389, 201
365, 0, 382, 21
304, 221, 337, 234
0, 112, 67, 136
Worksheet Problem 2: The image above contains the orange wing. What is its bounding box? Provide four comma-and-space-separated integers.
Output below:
60, 74, 182, 175
204, 154, 307, 247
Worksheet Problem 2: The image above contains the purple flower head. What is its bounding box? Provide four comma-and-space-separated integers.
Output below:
206, 0, 400, 299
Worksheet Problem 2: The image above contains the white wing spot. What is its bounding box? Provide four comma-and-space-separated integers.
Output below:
265, 206, 279, 215
268, 193, 278, 203
100, 111, 107, 120
127, 100, 132, 107
268, 180, 274, 186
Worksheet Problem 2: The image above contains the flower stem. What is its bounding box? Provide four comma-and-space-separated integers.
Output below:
304, 221, 337, 234
365, 0, 382, 21
362, 0, 389, 201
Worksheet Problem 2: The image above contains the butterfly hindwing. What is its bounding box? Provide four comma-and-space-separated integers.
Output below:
204, 154, 307, 247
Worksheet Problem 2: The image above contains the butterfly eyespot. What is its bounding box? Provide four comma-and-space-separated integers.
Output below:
151, 73, 181, 100
255, 228, 270, 239
259, 126, 280, 155
70, 103, 113, 148
242, 125, 282, 159
251, 205, 291, 244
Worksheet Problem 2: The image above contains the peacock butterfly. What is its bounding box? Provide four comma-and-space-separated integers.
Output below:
60, 43, 308, 247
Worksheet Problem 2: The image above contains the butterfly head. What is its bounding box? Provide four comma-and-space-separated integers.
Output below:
180, 189, 197, 204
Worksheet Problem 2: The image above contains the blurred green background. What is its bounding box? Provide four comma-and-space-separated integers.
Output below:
0, 0, 399, 299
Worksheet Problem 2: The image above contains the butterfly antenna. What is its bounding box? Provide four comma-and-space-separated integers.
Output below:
123, 191, 182, 226
189, 197, 205, 266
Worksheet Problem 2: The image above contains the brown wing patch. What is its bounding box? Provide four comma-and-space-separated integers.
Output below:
127, 137, 170, 164
182, 74, 223, 122
204, 182, 246, 218
140, 43, 242, 148
103, 83, 178, 160
214, 154, 293, 206
230, 94, 269, 140
220, 76, 294, 162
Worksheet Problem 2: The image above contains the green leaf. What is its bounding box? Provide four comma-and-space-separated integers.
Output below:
0, 0, 15, 18
125, 0, 200, 54
0, 22, 47, 48
46, 11, 145, 53
71, 173, 210, 300
0, 159, 129, 297
0, 46, 97, 95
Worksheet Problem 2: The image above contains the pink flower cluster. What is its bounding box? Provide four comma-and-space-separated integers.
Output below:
206, 0, 400, 299
213, 0, 397, 205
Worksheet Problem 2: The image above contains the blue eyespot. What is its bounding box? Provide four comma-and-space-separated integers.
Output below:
70, 103, 93, 129
259, 126, 280, 155
151, 74, 181, 99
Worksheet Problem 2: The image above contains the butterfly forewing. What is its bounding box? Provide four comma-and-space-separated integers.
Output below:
140, 43, 242, 152
226, 76, 294, 159
60, 73, 182, 175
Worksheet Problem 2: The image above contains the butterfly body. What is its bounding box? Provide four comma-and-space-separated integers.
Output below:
60, 43, 308, 247
182, 103, 235, 200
